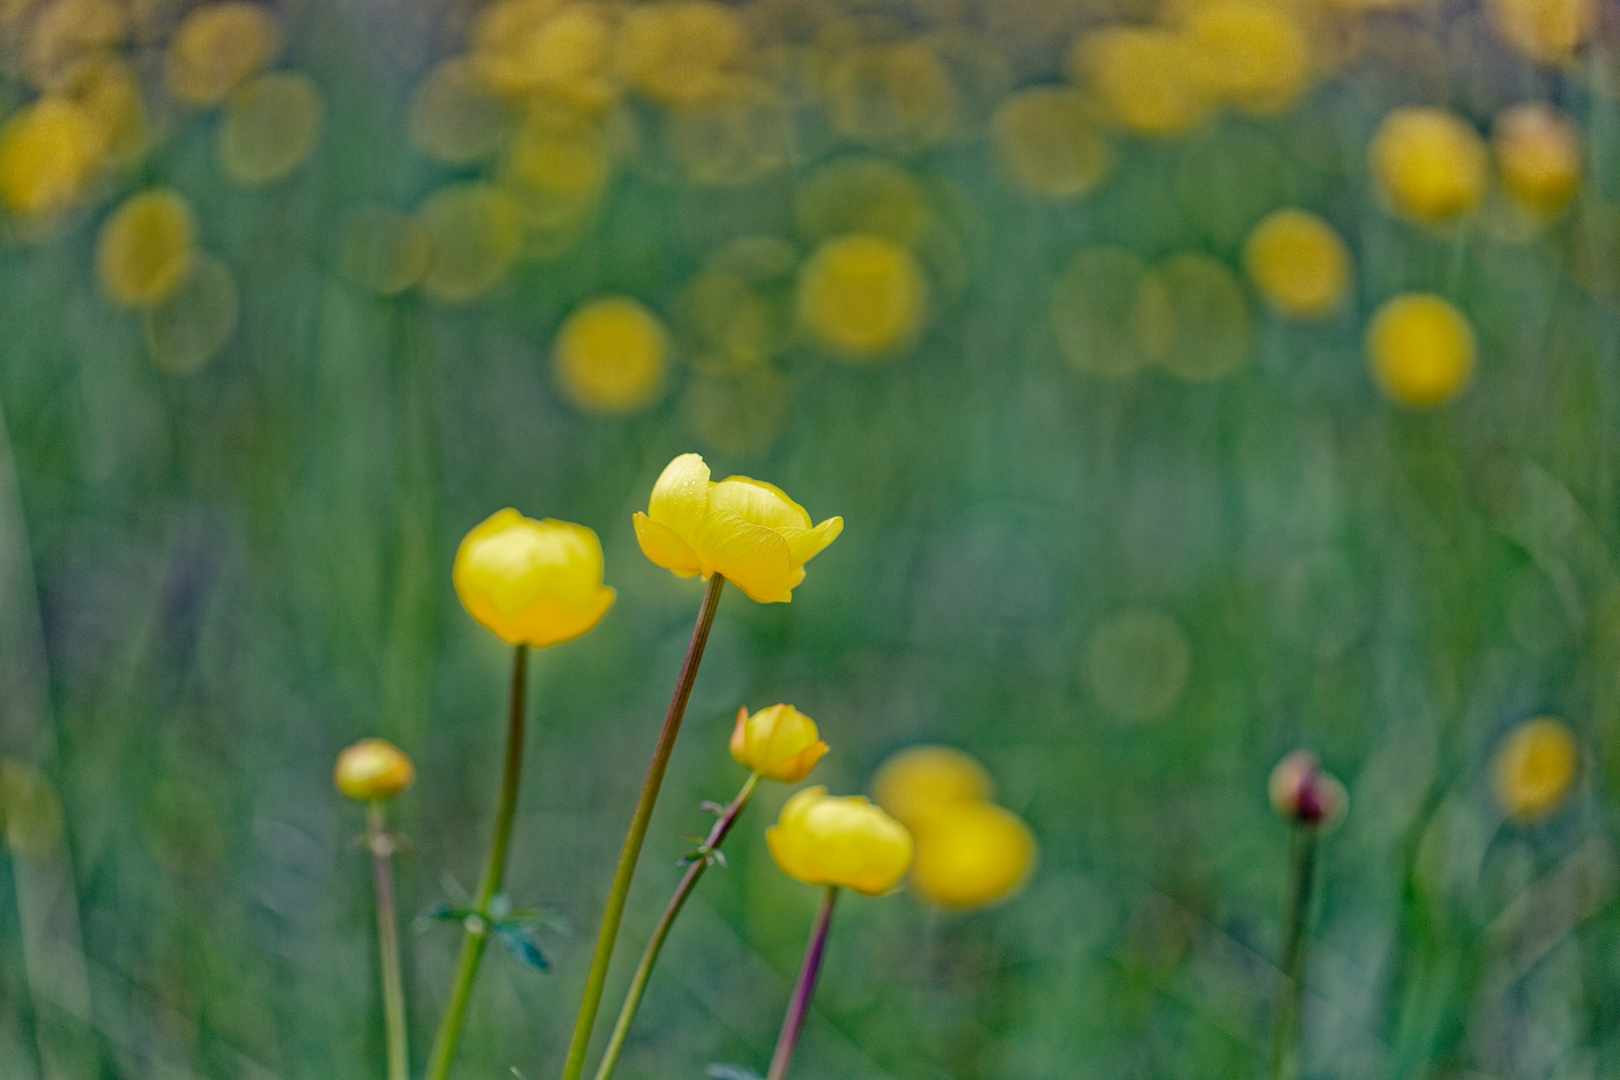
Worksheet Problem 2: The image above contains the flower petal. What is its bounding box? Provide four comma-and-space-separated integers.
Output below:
779, 515, 844, 567
699, 509, 793, 603
709, 476, 812, 531
647, 454, 711, 543
633, 512, 702, 577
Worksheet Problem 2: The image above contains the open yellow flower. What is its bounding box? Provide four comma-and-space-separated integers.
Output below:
909, 802, 1037, 911
1493, 717, 1578, 823
871, 744, 994, 831
632, 453, 843, 603
334, 738, 416, 802
767, 786, 913, 896
730, 705, 829, 783
453, 509, 615, 647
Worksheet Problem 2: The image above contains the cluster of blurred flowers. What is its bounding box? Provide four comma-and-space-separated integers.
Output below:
0, 0, 1607, 434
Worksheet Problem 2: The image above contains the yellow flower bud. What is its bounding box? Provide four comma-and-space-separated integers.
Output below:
1366, 293, 1475, 409
909, 802, 1037, 911
730, 704, 829, 783
1268, 750, 1347, 828
871, 745, 993, 831
632, 453, 843, 604
1371, 107, 1488, 226
1493, 103, 1581, 218
1493, 717, 1578, 823
453, 509, 616, 647
766, 786, 914, 896
334, 738, 416, 802
1244, 209, 1352, 319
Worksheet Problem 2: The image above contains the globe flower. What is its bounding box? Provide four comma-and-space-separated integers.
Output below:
335, 738, 416, 802
730, 704, 829, 783
1243, 209, 1352, 319
1493, 717, 1578, 823
908, 802, 1038, 911
1493, 103, 1581, 218
871, 744, 994, 830
1366, 294, 1475, 409
767, 787, 913, 896
453, 509, 615, 647
1371, 107, 1488, 226
1268, 750, 1347, 828
632, 453, 843, 604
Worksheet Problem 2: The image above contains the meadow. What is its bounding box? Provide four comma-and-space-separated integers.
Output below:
0, 0, 1615, 1078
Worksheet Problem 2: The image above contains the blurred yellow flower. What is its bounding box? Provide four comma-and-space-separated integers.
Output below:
165, 2, 280, 107
992, 88, 1113, 201
1366, 294, 1475, 409
1489, 0, 1593, 66
616, 0, 748, 108
730, 704, 829, 783
0, 96, 102, 218
1493, 103, 1581, 218
1185, 0, 1311, 114
334, 738, 416, 802
96, 189, 197, 308
471, 0, 614, 104
1371, 107, 1487, 225
219, 71, 324, 186
767, 786, 913, 896
1244, 209, 1352, 319
909, 802, 1037, 910
632, 453, 843, 603
797, 233, 927, 360
553, 296, 669, 413
453, 509, 616, 647
1493, 717, 1578, 822
871, 745, 993, 830
1074, 27, 1210, 137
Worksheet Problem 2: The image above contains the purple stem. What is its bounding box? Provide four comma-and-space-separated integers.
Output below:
767, 886, 841, 1080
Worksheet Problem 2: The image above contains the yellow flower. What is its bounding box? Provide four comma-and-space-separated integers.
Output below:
334, 738, 416, 802
767, 786, 913, 896
96, 188, 197, 308
909, 802, 1037, 911
871, 744, 993, 831
797, 233, 927, 360
632, 453, 843, 603
730, 704, 829, 783
453, 509, 616, 647
553, 295, 670, 414
1366, 293, 1475, 409
1493, 717, 1578, 823
1244, 209, 1352, 319
1493, 103, 1581, 218
0, 96, 103, 219
1371, 107, 1488, 226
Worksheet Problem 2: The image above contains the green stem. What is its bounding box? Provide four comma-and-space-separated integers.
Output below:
368, 801, 410, 1080
1271, 824, 1318, 1080
425, 643, 529, 1080
560, 573, 727, 1080
591, 771, 761, 1080
766, 886, 840, 1080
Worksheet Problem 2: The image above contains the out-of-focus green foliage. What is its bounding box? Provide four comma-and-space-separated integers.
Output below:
0, 0, 1618, 1078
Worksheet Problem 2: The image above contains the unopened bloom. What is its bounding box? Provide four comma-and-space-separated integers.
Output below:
1269, 750, 1347, 828
871, 745, 994, 831
909, 801, 1037, 911
767, 787, 913, 896
731, 705, 829, 783
335, 738, 416, 802
632, 453, 843, 603
1493, 717, 1578, 823
454, 509, 616, 647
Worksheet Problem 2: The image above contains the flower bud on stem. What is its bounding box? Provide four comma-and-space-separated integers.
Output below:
561, 573, 728, 1080
591, 771, 762, 1080
767, 885, 840, 1080
367, 800, 410, 1080
426, 643, 529, 1080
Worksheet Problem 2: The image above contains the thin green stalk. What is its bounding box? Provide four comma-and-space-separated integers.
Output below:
367, 801, 410, 1080
591, 771, 762, 1080
1271, 825, 1318, 1080
766, 886, 840, 1080
425, 643, 530, 1080
560, 573, 727, 1080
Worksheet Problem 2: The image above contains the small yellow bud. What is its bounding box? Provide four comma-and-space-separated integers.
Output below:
1366, 293, 1475, 409
1371, 107, 1488, 225
334, 738, 416, 802
871, 745, 993, 831
1492, 717, 1578, 823
1493, 103, 1581, 218
766, 786, 913, 896
1244, 209, 1352, 319
453, 509, 616, 648
632, 453, 843, 604
909, 802, 1037, 911
730, 705, 829, 783
1268, 750, 1347, 828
